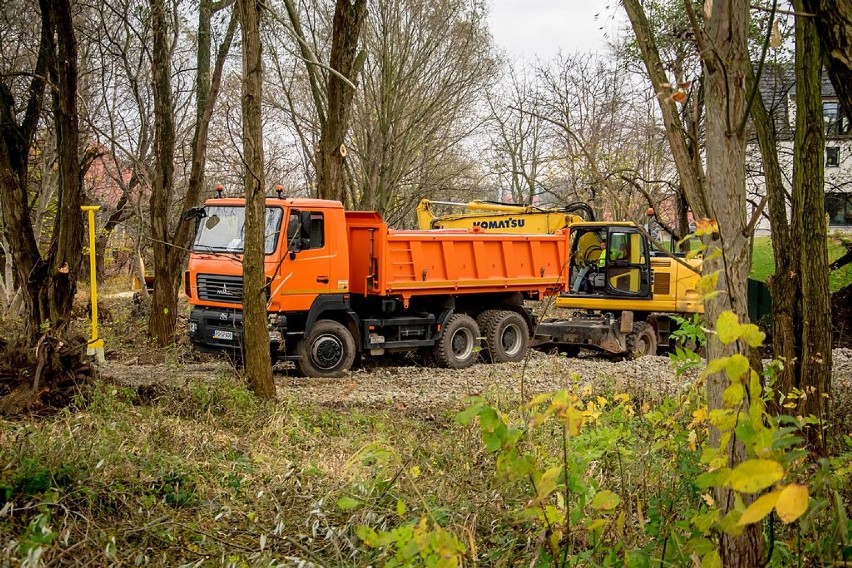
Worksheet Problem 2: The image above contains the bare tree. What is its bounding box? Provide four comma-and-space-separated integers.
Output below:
348, 0, 496, 222
147, 0, 237, 345
789, 0, 831, 452
802, 0, 852, 121
486, 66, 546, 205
0, 0, 85, 341
238, 0, 275, 399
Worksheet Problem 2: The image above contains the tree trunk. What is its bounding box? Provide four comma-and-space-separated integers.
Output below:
791, 0, 832, 454
746, 65, 801, 402
147, 1, 237, 345
702, 0, 765, 564
239, 0, 275, 400
0, 0, 83, 341
802, 0, 852, 122
315, 0, 367, 201
35, 0, 84, 334
147, 0, 178, 345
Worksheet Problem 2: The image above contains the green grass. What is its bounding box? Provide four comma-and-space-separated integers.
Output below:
751, 235, 851, 292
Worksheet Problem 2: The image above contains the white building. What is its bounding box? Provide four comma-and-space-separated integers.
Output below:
747, 69, 852, 235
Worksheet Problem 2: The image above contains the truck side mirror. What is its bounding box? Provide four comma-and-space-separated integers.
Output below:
181, 206, 206, 222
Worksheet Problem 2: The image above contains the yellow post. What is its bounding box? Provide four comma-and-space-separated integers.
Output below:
81, 205, 105, 363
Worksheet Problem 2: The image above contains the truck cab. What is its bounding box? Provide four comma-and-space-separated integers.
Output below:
186, 197, 350, 356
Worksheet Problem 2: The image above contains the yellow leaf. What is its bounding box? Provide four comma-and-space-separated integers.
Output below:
775, 484, 809, 524
727, 459, 784, 494
716, 311, 740, 344
725, 354, 750, 382
410, 465, 421, 479
739, 323, 766, 348
723, 383, 745, 407
590, 490, 621, 511
738, 491, 780, 525
770, 19, 782, 49
697, 271, 720, 298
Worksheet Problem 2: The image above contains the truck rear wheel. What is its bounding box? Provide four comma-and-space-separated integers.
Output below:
627, 321, 657, 358
433, 313, 480, 369
483, 310, 529, 363
296, 320, 356, 378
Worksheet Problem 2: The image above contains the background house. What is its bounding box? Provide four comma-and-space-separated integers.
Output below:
747, 68, 852, 234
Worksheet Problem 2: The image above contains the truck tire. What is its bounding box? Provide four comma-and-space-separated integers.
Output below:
475, 310, 499, 361
295, 320, 356, 378
433, 313, 480, 369
627, 321, 657, 358
483, 310, 529, 363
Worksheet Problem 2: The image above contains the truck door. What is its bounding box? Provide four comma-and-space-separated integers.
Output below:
604, 228, 651, 298
277, 209, 332, 312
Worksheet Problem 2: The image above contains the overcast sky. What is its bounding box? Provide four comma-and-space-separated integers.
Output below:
487, 0, 625, 61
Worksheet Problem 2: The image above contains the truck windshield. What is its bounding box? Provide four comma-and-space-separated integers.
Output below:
192, 206, 283, 254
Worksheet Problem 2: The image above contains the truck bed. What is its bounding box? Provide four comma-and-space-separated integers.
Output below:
346, 211, 569, 303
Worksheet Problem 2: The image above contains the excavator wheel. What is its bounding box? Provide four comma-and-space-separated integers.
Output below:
626, 321, 657, 358
433, 313, 481, 369
483, 310, 529, 363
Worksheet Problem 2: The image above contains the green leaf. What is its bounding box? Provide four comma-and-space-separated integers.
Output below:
535, 466, 562, 501
590, 489, 621, 511
454, 403, 483, 425
727, 459, 784, 494
337, 496, 360, 510
716, 311, 740, 344
775, 484, 808, 524
587, 518, 609, 531
696, 468, 731, 489
396, 498, 406, 517
702, 550, 722, 568
738, 491, 780, 525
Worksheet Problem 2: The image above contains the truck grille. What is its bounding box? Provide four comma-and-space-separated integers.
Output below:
197, 274, 243, 303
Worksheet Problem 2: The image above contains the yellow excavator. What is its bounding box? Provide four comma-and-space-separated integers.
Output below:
416, 198, 703, 356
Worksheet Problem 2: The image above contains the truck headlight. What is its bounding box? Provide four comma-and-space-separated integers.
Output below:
189, 321, 198, 334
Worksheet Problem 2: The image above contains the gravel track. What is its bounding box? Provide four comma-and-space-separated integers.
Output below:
106, 348, 852, 412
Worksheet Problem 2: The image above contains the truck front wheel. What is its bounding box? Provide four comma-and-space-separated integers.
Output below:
434, 314, 480, 369
484, 310, 529, 363
296, 320, 356, 378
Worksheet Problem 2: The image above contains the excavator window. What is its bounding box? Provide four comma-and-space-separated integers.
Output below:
569, 228, 651, 298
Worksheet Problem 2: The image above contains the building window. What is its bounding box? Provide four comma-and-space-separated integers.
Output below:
827, 146, 840, 167
826, 193, 852, 227
824, 101, 851, 136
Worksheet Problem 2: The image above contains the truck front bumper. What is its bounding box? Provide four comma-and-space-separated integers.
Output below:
189, 307, 286, 354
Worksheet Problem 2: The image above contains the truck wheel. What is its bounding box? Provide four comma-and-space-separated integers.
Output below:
434, 313, 480, 369
476, 310, 499, 361
484, 311, 529, 363
295, 320, 356, 378
627, 321, 657, 358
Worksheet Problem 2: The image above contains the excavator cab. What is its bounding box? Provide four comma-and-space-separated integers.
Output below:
569, 224, 652, 299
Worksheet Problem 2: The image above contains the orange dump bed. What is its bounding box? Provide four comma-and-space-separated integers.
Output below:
346, 211, 569, 303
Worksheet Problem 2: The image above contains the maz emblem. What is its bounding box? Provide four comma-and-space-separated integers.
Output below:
218, 284, 233, 296
219, 312, 228, 321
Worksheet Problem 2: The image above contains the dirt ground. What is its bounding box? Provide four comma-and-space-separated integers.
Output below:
104, 347, 852, 413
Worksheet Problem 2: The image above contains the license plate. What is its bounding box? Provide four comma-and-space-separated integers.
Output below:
213, 330, 234, 341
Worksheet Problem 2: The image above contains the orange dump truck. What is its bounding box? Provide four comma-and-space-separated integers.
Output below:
185, 197, 569, 376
